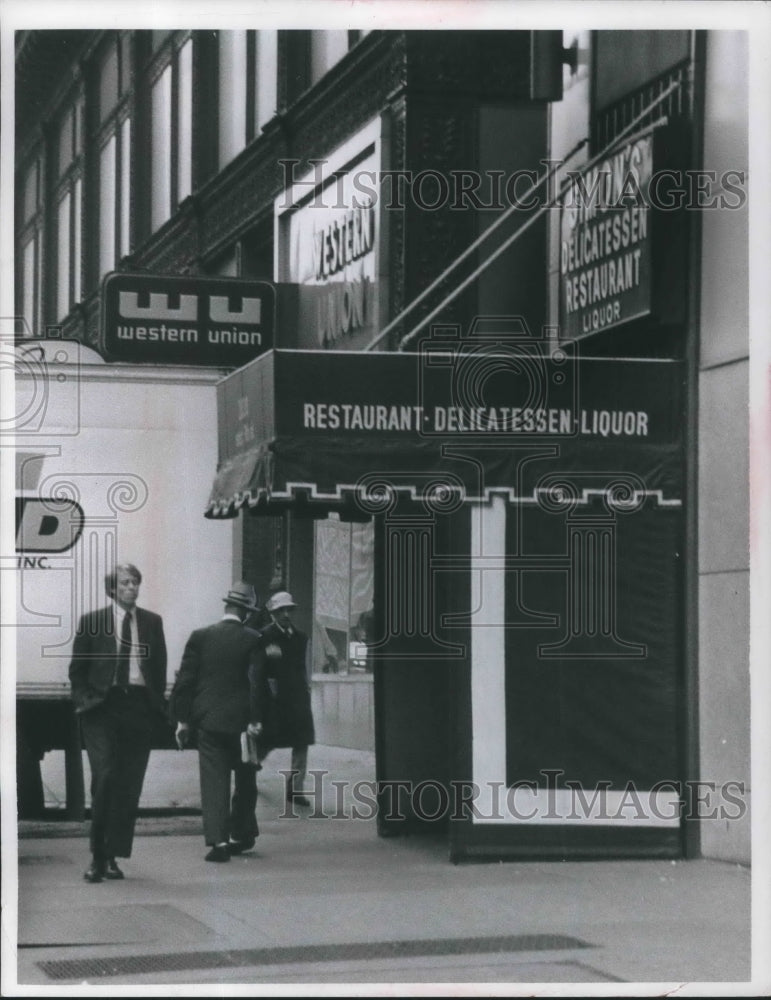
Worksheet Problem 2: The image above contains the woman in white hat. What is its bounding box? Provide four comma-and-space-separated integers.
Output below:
248, 591, 316, 808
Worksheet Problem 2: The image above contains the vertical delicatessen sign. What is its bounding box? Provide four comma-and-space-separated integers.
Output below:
560, 133, 652, 339
559, 128, 682, 341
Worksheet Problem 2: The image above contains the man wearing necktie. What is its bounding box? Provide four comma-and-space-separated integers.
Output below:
69, 563, 167, 883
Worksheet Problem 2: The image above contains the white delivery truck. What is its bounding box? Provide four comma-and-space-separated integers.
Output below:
12, 339, 233, 817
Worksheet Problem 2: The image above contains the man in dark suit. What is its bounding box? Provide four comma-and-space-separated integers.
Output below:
248, 591, 316, 809
170, 582, 262, 862
69, 562, 167, 883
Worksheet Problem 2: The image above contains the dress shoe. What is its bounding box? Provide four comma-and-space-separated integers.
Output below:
84, 860, 105, 883
287, 793, 311, 808
227, 837, 256, 856
104, 858, 124, 880
205, 845, 230, 862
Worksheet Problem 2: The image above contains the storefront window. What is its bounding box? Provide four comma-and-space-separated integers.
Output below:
312, 514, 374, 674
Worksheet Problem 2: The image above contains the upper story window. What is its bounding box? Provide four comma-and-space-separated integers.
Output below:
54, 94, 85, 321
146, 32, 193, 232
255, 30, 279, 134
283, 30, 369, 107
17, 154, 43, 336
151, 30, 173, 52
218, 31, 248, 169
217, 30, 278, 170
309, 30, 349, 85
96, 33, 132, 279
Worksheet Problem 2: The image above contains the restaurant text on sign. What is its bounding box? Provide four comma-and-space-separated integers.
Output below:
559, 134, 654, 339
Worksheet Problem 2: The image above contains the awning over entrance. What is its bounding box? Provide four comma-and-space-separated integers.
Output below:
205, 347, 684, 518
207, 345, 687, 860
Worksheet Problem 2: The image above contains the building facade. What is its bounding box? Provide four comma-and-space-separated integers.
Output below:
14, 29, 749, 862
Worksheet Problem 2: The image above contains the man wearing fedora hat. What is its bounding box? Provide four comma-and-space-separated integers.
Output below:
248, 591, 316, 809
170, 582, 262, 861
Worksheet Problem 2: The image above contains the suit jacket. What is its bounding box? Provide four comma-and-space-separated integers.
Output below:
170, 619, 261, 735
69, 605, 168, 715
250, 622, 315, 748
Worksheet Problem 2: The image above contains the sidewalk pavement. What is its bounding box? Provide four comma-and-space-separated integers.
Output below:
8, 746, 757, 994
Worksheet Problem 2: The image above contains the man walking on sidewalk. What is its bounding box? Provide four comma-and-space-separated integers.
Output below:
170, 582, 262, 862
248, 591, 316, 809
69, 562, 168, 883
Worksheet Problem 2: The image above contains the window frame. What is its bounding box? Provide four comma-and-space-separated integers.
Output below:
92, 31, 133, 282
280, 29, 366, 111
53, 92, 85, 322
141, 29, 194, 233
16, 152, 44, 337
215, 29, 278, 172
309, 29, 350, 87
